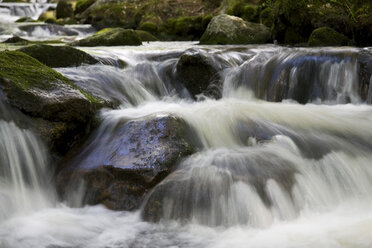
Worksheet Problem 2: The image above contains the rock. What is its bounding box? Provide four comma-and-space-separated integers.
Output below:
138, 22, 158, 34
15, 17, 35, 23
142, 149, 296, 224
19, 44, 98, 68
176, 49, 222, 99
135, 30, 158, 42
358, 49, 372, 101
57, 115, 196, 210
0, 51, 101, 154
308, 27, 350, 47
72, 28, 142, 46
56, 0, 73, 19
3, 36, 29, 44
199, 14, 271, 45
75, 0, 97, 15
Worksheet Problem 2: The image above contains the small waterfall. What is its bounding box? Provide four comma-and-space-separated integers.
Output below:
0, 120, 55, 221
0, 2, 55, 21
2, 43, 372, 247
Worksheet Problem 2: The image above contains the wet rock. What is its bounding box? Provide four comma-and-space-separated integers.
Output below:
142, 150, 296, 224
15, 17, 35, 22
308, 27, 350, 47
358, 49, 372, 101
176, 49, 222, 99
200, 14, 271, 45
57, 115, 196, 210
56, 0, 73, 19
19, 44, 99, 68
0, 51, 101, 154
72, 28, 142, 46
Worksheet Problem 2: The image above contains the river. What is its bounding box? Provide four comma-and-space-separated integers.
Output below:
1, 3, 372, 248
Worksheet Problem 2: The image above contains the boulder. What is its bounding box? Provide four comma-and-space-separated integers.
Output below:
0, 51, 101, 154
308, 27, 350, 47
72, 28, 142, 46
142, 148, 296, 225
19, 44, 98, 68
176, 49, 222, 99
56, 0, 73, 19
15, 17, 35, 23
199, 14, 271, 45
75, 0, 97, 15
57, 115, 196, 210
135, 30, 158, 42
2, 36, 29, 44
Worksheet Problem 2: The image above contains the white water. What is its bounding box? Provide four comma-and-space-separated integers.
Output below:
1, 43, 372, 247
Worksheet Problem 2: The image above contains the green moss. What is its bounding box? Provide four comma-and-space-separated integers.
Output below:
19, 44, 98, 68
38, 11, 55, 22
56, 0, 73, 19
74, 28, 142, 46
242, 5, 257, 22
138, 22, 158, 33
135, 30, 159, 42
75, 0, 96, 14
260, 7, 273, 28
15, 17, 36, 23
0, 50, 100, 105
308, 27, 350, 47
0, 51, 71, 91
3, 36, 29, 45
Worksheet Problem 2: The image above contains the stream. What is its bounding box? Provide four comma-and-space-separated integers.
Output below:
1, 2, 372, 248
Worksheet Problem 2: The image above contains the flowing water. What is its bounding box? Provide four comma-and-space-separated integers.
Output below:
1, 25, 372, 247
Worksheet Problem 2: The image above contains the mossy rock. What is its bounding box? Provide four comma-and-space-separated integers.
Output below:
38, 11, 56, 22
75, 0, 97, 15
73, 28, 142, 46
56, 17, 78, 25
138, 22, 158, 34
135, 30, 159, 42
15, 17, 36, 23
0, 51, 99, 123
200, 14, 271, 45
19, 44, 98, 68
56, 0, 73, 19
3, 36, 29, 45
45, 18, 57, 24
308, 27, 350, 47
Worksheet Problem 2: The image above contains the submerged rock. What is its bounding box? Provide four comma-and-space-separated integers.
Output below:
0, 51, 101, 154
72, 28, 142, 46
200, 14, 271, 45
142, 149, 296, 225
176, 49, 222, 99
57, 115, 196, 210
308, 27, 350, 47
19, 44, 99, 68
